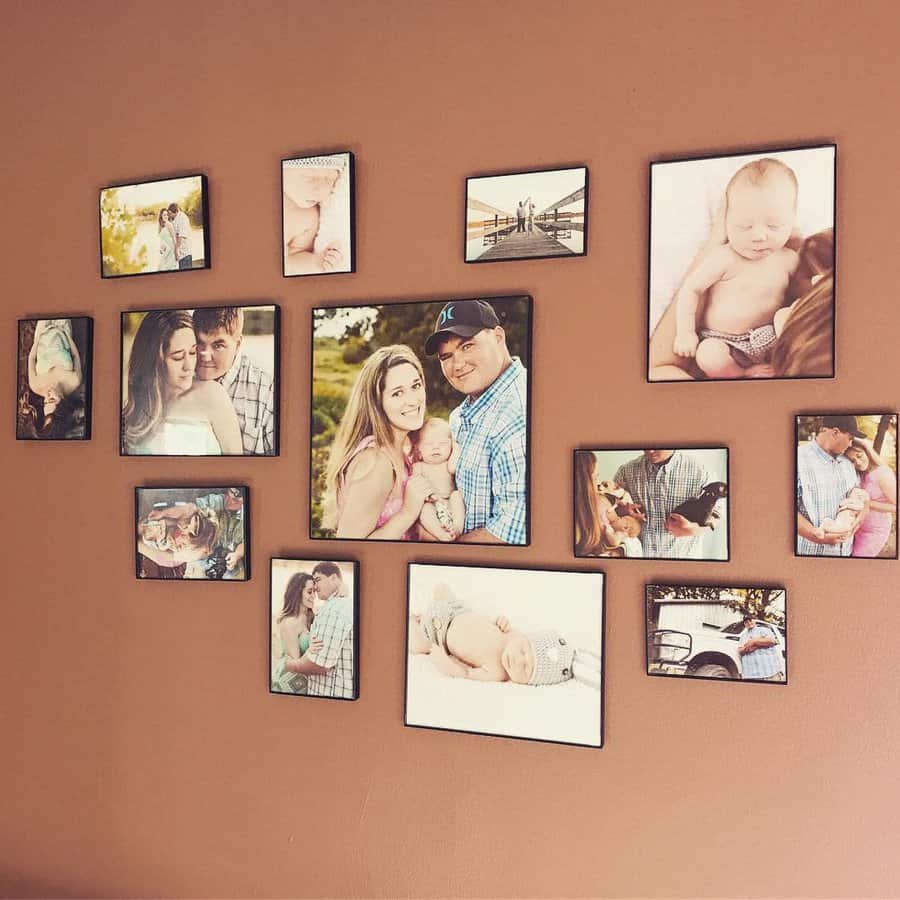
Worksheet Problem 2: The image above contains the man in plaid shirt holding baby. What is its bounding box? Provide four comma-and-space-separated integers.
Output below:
424, 299, 528, 545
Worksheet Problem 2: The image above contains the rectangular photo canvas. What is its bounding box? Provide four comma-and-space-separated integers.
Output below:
406, 564, 604, 748
465, 166, 588, 263
310, 295, 531, 545
646, 584, 787, 684
100, 174, 209, 277
17, 317, 92, 441
135, 486, 249, 581
648, 144, 835, 382
121, 304, 279, 456
282, 151, 354, 276
795, 413, 897, 558
574, 448, 729, 560
270, 558, 359, 701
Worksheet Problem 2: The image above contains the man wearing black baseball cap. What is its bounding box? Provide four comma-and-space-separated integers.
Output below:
796, 414, 868, 556
424, 298, 528, 545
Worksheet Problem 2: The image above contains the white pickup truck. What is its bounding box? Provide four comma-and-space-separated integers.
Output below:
649, 619, 786, 679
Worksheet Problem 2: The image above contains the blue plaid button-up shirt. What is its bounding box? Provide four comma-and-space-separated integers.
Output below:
449, 358, 528, 544
614, 451, 715, 559
738, 623, 784, 680
796, 439, 859, 557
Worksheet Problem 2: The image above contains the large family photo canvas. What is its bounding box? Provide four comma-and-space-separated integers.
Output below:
406, 564, 604, 748
16, 317, 92, 441
99, 174, 209, 278
464, 166, 588, 263
282, 151, 355, 277
795, 413, 897, 559
574, 448, 730, 560
646, 584, 787, 684
135, 486, 250, 581
120, 304, 279, 456
648, 144, 836, 382
310, 295, 531, 545
270, 557, 359, 701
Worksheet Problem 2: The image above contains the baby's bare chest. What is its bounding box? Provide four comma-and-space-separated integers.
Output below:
446, 614, 503, 668
284, 205, 320, 250
712, 254, 793, 305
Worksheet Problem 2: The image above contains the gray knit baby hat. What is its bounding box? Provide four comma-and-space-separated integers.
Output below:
526, 630, 576, 686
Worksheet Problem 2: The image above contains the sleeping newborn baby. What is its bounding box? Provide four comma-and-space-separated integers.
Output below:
409, 583, 598, 687
815, 486, 869, 539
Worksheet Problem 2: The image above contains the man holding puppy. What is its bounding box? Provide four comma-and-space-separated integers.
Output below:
614, 450, 717, 559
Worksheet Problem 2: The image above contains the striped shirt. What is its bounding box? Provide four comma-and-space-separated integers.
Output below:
449, 358, 528, 544
739, 623, 784, 680
614, 452, 713, 559
220, 353, 276, 455
796, 439, 858, 556
307, 592, 355, 699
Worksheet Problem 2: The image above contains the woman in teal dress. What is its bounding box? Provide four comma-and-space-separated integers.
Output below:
273, 572, 321, 694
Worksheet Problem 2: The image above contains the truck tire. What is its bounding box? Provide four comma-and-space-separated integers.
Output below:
691, 663, 731, 678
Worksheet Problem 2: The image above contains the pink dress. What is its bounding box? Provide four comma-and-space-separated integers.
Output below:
338, 437, 415, 539
852, 465, 894, 557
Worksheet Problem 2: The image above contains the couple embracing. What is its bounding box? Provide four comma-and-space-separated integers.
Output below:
323, 299, 528, 544
123, 306, 275, 455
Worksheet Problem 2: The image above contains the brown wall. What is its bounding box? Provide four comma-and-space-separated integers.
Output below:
3, 1, 899, 897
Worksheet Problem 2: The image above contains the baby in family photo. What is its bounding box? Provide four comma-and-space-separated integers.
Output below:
408, 583, 599, 688
282, 155, 350, 275
673, 157, 800, 378
815, 486, 870, 540
596, 480, 645, 557
411, 418, 465, 541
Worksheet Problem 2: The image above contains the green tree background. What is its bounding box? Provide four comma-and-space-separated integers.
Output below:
646, 586, 786, 630
100, 188, 145, 276
310, 297, 531, 536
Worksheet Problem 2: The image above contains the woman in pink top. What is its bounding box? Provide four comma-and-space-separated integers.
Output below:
846, 439, 897, 558
322, 345, 435, 540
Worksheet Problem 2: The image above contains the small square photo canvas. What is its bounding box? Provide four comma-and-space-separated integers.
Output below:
135, 486, 249, 581
574, 448, 729, 560
282, 152, 354, 276
17, 317, 92, 440
406, 564, 604, 748
465, 166, 588, 263
270, 558, 359, 701
795, 413, 897, 558
648, 144, 835, 381
121, 304, 279, 456
646, 584, 787, 684
311, 296, 531, 544
100, 174, 209, 277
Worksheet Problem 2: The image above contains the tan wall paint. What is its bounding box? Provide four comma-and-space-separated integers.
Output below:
2, 1, 899, 897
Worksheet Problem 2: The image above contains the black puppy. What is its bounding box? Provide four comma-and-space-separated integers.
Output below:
670, 482, 728, 529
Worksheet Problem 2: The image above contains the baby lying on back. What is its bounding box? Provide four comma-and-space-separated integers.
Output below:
408, 583, 575, 685
674, 158, 800, 379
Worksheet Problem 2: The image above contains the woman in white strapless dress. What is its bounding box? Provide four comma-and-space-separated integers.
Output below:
122, 309, 242, 455
157, 209, 178, 272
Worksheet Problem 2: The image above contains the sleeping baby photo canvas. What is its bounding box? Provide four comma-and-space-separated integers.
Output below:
405, 563, 604, 748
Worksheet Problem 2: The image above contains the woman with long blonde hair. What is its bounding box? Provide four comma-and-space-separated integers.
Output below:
574, 452, 608, 556
323, 345, 434, 539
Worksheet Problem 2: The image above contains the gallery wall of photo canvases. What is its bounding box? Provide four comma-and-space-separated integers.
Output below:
5, 3, 900, 898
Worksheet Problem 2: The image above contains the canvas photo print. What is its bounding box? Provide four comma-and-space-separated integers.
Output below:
311, 295, 531, 545
282, 152, 354, 277
795, 413, 897, 558
574, 448, 729, 560
406, 564, 604, 748
648, 144, 835, 381
270, 558, 359, 701
100, 174, 209, 277
17, 317, 92, 440
135, 486, 249, 581
120, 304, 279, 456
465, 166, 587, 263
646, 584, 787, 684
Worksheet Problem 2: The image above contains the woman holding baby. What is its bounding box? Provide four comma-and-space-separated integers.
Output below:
322, 345, 440, 540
